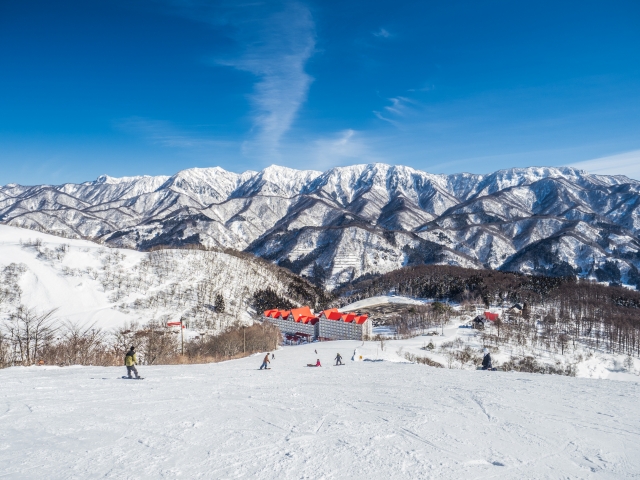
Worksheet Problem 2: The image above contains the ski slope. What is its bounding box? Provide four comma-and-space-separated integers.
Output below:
0, 225, 137, 328
1, 341, 639, 479
0, 225, 308, 332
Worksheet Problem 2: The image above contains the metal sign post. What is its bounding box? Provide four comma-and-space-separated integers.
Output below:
180, 318, 184, 356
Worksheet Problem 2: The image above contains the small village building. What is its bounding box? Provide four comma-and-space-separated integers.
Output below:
507, 304, 523, 315
473, 311, 500, 329
483, 311, 500, 322
472, 316, 486, 329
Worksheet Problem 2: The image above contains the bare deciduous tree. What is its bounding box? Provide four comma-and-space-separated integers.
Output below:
3, 306, 57, 365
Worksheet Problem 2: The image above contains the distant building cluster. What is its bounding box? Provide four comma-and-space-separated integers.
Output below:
263, 306, 372, 342
472, 310, 502, 329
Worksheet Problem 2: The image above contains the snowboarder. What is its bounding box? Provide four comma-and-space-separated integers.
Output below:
481, 348, 492, 370
335, 353, 343, 365
260, 353, 271, 370
124, 346, 140, 378
307, 359, 322, 367
271, 353, 275, 360
314, 349, 317, 354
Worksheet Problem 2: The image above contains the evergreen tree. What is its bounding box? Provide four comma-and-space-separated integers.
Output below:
252, 288, 295, 313
214, 293, 226, 314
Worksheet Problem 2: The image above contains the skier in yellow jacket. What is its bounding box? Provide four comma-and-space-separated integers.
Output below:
124, 346, 140, 378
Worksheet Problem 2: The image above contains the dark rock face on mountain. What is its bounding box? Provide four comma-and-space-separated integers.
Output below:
2, 164, 639, 288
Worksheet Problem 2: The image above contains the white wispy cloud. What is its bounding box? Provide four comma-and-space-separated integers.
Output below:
310, 129, 385, 169
374, 96, 417, 126
153, 1, 316, 162
373, 28, 391, 38
384, 96, 415, 115
373, 110, 400, 127
568, 149, 640, 181
115, 117, 234, 149
218, 2, 316, 160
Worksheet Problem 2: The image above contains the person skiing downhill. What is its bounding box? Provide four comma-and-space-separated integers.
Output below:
260, 353, 271, 370
124, 346, 140, 378
481, 348, 492, 370
335, 353, 343, 365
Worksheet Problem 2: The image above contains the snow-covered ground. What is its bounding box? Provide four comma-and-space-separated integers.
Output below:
356, 327, 640, 382
1, 340, 639, 479
339, 295, 640, 382
0, 225, 137, 328
0, 225, 305, 332
339, 295, 430, 311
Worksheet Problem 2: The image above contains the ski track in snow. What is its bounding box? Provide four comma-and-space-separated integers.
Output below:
1, 341, 639, 479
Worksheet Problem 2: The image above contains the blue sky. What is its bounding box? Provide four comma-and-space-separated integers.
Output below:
1, 0, 640, 184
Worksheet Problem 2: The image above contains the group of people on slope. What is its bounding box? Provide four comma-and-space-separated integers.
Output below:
307, 352, 344, 367
259, 351, 344, 369
263, 348, 490, 370
125, 345, 493, 377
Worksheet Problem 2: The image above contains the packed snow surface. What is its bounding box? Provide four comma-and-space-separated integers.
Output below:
339, 295, 429, 311
2, 341, 639, 479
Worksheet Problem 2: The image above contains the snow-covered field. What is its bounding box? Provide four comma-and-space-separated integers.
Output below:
0, 225, 305, 332
2, 340, 639, 479
0, 225, 137, 328
339, 295, 429, 311
340, 296, 640, 382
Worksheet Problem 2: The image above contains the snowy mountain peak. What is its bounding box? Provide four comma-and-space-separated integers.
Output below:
233, 165, 322, 198
94, 174, 162, 185
1, 163, 639, 288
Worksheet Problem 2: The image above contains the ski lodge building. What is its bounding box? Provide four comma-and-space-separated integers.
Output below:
263, 306, 371, 342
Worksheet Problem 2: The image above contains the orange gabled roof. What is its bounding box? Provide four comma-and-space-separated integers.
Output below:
296, 314, 319, 324
291, 306, 313, 321
342, 312, 356, 323
355, 315, 368, 324
322, 308, 343, 320
264, 309, 292, 319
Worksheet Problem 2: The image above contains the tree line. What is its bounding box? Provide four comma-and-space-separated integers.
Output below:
0, 305, 280, 368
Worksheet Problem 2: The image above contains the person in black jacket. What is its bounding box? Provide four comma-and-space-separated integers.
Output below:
481, 348, 492, 370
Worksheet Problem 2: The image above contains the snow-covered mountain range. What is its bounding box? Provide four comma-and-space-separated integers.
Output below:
2, 164, 639, 288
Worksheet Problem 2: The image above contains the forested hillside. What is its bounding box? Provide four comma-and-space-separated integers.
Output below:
337, 265, 640, 358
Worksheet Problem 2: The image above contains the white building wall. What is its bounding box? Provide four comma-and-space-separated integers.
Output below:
266, 315, 371, 341
264, 316, 317, 338
319, 319, 369, 341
